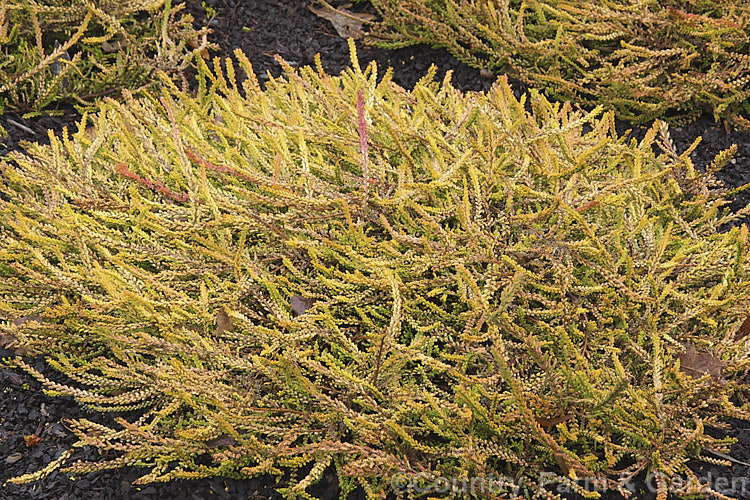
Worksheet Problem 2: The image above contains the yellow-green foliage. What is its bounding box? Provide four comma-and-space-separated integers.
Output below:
0, 0, 211, 113
364, 0, 750, 124
2, 43, 750, 498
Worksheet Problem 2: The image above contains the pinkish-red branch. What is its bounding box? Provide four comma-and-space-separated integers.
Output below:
184, 149, 296, 195
184, 149, 237, 175
114, 163, 189, 203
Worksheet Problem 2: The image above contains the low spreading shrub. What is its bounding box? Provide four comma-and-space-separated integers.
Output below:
1, 42, 750, 498
363, 0, 750, 126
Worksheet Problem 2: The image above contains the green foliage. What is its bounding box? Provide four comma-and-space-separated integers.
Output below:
2, 43, 750, 498
365, 0, 750, 125
0, 0, 213, 113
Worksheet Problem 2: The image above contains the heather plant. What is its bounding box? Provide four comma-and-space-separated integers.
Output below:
2, 42, 750, 499
0, 0, 212, 114
362, 0, 750, 126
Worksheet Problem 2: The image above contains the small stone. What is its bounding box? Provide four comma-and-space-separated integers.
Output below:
479, 68, 494, 79
5, 452, 23, 464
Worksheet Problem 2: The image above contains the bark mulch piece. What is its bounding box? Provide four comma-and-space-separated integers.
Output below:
2, 1, 750, 499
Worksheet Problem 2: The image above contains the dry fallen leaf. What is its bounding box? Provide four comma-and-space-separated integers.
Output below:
12, 314, 42, 325
101, 36, 128, 53
215, 307, 235, 336
734, 315, 750, 341
0, 334, 27, 356
206, 434, 237, 448
24, 423, 44, 448
24, 434, 42, 448
677, 346, 724, 382
309, 2, 375, 40
1, 315, 44, 356
534, 414, 574, 427
290, 295, 315, 316
479, 68, 495, 79
188, 39, 210, 59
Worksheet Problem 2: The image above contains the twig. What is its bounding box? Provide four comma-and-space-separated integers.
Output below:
6, 119, 36, 136
702, 448, 750, 468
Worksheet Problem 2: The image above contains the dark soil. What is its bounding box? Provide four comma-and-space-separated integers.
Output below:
2, 1, 750, 499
